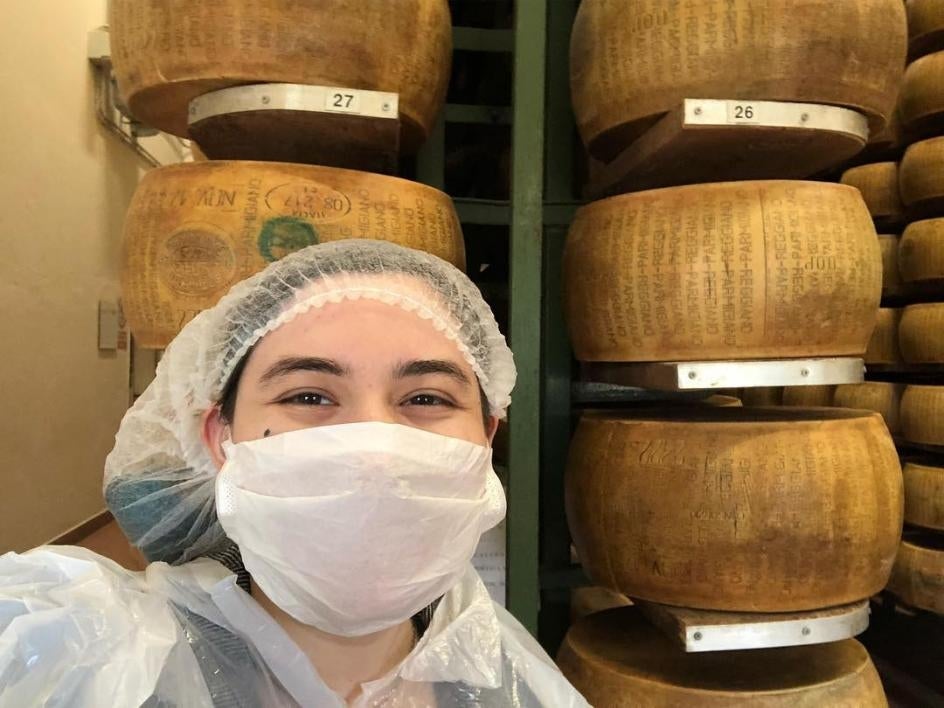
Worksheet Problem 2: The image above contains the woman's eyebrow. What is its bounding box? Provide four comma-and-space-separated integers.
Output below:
394, 359, 472, 387
258, 357, 349, 385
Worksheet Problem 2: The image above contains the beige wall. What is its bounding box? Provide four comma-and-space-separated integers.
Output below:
0, 1, 152, 551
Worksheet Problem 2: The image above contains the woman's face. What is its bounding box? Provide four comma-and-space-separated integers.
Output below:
202, 298, 498, 468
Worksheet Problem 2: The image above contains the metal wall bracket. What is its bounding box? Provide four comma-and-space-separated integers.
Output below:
581, 357, 864, 391
638, 600, 870, 653
86, 26, 186, 167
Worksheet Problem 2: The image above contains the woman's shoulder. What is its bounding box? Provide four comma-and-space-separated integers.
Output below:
0, 546, 222, 707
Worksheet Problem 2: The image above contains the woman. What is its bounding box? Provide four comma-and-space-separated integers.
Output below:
0, 240, 588, 707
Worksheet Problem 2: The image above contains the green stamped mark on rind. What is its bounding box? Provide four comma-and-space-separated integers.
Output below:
258, 216, 319, 263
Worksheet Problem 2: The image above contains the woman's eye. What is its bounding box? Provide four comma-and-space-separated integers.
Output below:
283, 392, 334, 406
407, 393, 454, 407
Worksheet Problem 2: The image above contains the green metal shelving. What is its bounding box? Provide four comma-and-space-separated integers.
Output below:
417, 0, 580, 644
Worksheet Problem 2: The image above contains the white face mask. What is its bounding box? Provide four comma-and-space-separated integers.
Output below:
215, 422, 505, 637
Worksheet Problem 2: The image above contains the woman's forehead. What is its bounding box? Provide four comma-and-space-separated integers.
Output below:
248, 297, 473, 375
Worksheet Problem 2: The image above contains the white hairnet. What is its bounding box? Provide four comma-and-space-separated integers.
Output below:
103, 239, 516, 564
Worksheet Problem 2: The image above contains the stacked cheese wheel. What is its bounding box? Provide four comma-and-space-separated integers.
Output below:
841, 163, 906, 230
566, 408, 902, 612
559, 609, 887, 707
121, 161, 464, 348
571, 0, 905, 163
900, 218, 944, 295
108, 0, 451, 155
864, 308, 904, 365
834, 383, 904, 434
564, 181, 881, 363
887, 533, 944, 614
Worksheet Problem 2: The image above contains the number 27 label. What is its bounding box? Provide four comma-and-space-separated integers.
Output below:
325, 91, 362, 114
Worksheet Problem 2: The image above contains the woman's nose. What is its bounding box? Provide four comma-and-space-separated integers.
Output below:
338, 397, 400, 425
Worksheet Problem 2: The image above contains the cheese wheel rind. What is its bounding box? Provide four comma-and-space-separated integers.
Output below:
565, 409, 903, 611
833, 382, 903, 434
900, 219, 944, 288
558, 608, 888, 707
570, 0, 907, 160
878, 235, 902, 296
564, 181, 882, 363
865, 308, 903, 365
886, 538, 944, 613
108, 0, 451, 150
900, 50, 944, 134
840, 162, 904, 224
900, 304, 944, 363
782, 385, 835, 407
907, 0, 944, 60
121, 161, 464, 348
903, 463, 944, 531
901, 385, 944, 446
900, 137, 944, 215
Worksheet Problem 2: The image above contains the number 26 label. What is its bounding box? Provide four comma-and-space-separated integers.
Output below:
727, 103, 758, 124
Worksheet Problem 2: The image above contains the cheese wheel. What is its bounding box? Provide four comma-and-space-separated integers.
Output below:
866, 109, 902, 156
840, 163, 905, 227
900, 137, 944, 217
886, 534, 944, 614
739, 387, 784, 407
901, 385, 944, 446
570, 0, 906, 161
900, 51, 944, 138
108, 0, 451, 152
908, 0, 944, 60
900, 303, 944, 363
878, 235, 902, 296
864, 308, 903, 364
900, 218, 944, 291
121, 161, 464, 348
564, 182, 882, 363
570, 587, 632, 622
566, 408, 903, 611
833, 383, 904, 434
903, 462, 944, 531
558, 609, 887, 708
782, 385, 835, 407
702, 394, 743, 407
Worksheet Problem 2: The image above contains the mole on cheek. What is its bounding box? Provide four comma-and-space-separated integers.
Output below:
263, 429, 272, 438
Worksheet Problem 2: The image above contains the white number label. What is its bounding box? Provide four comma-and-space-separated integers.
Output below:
325, 91, 361, 114
727, 103, 758, 124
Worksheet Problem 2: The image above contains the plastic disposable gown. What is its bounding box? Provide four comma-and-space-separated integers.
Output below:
0, 546, 589, 707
